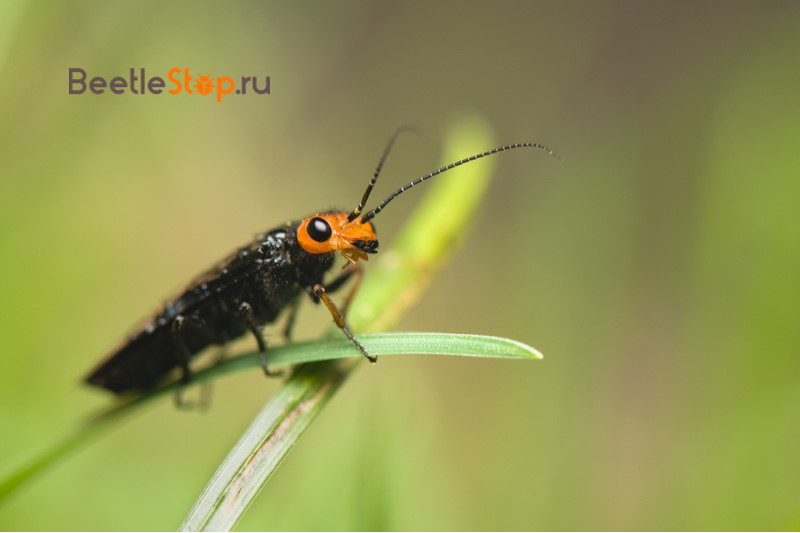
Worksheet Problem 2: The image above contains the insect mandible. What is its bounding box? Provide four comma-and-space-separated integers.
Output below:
84, 131, 556, 396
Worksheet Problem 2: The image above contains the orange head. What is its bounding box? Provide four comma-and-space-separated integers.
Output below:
297, 212, 378, 264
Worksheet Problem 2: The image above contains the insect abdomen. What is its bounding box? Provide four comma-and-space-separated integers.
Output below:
85, 325, 183, 393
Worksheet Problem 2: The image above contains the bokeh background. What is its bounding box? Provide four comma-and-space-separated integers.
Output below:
1, 1, 799, 530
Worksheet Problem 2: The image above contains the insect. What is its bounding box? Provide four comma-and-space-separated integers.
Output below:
85, 131, 556, 396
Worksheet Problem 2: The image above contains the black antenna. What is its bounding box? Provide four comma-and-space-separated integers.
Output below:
360, 142, 559, 223
347, 126, 416, 222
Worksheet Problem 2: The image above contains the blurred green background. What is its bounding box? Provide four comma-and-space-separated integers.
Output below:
1, 1, 799, 530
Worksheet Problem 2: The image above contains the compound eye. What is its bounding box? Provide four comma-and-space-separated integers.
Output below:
307, 217, 332, 242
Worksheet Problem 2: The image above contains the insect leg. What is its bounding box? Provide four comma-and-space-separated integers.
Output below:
171, 315, 202, 408
239, 301, 283, 377
281, 263, 360, 344
311, 283, 376, 363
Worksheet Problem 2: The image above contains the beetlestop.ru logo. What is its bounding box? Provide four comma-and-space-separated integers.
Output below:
68, 68, 270, 103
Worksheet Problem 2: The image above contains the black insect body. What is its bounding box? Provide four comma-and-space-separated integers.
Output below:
87, 220, 345, 393
85, 134, 556, 395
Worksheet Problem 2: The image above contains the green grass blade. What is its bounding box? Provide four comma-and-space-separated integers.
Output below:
180, 360, 348, 532
192, 332, 542, 381
181, 331, 542, 530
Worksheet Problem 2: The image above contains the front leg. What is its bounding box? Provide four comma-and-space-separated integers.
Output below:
307, 283, 376, 363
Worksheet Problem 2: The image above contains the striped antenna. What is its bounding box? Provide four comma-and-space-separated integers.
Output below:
347, 126, 417, 222
360, 142, 559, 223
